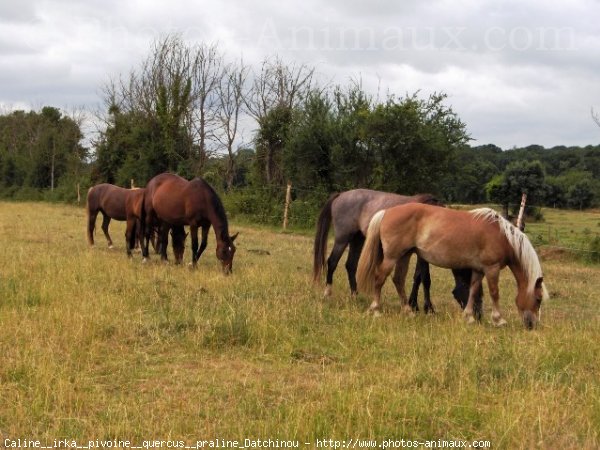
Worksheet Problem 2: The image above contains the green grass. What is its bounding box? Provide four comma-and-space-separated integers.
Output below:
0, 201, 598, 449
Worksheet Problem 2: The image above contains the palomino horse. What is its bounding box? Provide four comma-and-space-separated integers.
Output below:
125, 188, 186, 263
87, 183, 141, 248
357, 203, 549, 329
141, 173, 238, 273
313, 189, 482, 316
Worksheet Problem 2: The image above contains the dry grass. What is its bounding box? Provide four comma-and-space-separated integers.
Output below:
0, 201, 598, 448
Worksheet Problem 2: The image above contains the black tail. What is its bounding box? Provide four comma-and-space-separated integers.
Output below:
139, 191, 148, 258
313, 193, 340, 283
86, 187, 97, 246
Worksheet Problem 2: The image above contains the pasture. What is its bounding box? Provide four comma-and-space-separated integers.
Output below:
0, 201, 598, 449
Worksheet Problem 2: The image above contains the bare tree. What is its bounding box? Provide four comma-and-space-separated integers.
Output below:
216, 59, 249, 191
188, 42, 224, 172
245, 56, 315, 121
246, 56, 315, 183
592, 107, 600, 128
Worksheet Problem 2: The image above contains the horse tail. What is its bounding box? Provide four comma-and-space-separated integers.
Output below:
357, 210, 386, 296
86, 186, 97, 246
313, 193, 340, 283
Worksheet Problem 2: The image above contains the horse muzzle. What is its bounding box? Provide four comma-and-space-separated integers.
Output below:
522, 311, 537, 330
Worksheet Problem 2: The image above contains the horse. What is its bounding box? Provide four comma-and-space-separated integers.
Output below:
141, 173, 238, 273
313, 189, 482, 316
125, 188, 186, 263
87, 183, 141, 248
356, 203, 549, 329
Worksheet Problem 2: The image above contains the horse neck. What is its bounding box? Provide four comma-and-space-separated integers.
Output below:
508, 261, 530, 295
207, 207, 230, 245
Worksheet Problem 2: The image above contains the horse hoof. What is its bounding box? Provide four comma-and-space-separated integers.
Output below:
108, 245, 114, 249
323, 285, 332, 297
465, 316, 476, 325
142, 258, 148, 264
493, 317, 508, 327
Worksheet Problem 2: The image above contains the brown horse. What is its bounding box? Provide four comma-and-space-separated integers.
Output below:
125, 188, 186, 262
141, 173, 238, 273
313, 189, 482, 317
357, 203, 548, 329
87, 183, 136, 248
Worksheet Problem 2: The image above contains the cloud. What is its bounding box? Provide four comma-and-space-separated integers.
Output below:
0, 0, 599, 149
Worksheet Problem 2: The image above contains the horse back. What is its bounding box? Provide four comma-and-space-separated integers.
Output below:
333, 189, 439, 236
382, 203, 509, 269
87, 183, 128, 220
125, 188, 145, 219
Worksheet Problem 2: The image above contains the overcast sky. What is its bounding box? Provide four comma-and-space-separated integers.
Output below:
1, 0, 599, 149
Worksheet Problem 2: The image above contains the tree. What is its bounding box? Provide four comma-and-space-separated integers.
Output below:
216, 59, 248, 191
283, 91, 336, 194
567, 179, 594, 210
365, 92, 469, 194
486, 160, 547, 216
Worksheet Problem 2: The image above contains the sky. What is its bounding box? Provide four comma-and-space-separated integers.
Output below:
1, 0, 599, 149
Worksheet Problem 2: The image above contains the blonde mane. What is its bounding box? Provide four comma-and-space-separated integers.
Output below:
470, 208, 548, 299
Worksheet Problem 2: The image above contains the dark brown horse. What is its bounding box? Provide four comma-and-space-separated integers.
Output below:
141, 173, 238, 273
357, 204, 548, 329
125, 188, 186, 262
87, 183, 136, 248
313, 189, 482, 316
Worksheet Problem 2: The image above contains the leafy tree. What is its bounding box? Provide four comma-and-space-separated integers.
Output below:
486, 160, 547, 216
366, 93, 469, 194
283, 91, 336, 194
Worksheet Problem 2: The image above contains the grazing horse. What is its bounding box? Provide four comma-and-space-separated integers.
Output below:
125, 188, 186, 263
357, 203, 549, 329
141, 173, 238, 273
87, 183, 138, 248
313, 189, 482, 316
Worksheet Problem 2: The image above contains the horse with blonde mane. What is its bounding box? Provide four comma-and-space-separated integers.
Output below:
356, 203, 548, 329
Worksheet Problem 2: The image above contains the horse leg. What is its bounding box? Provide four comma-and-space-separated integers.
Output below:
368, 255, 398, 316
409, 256, 433, 313
125, 218, 137, 257
87, 209, 98, 246
407, 257, 421, 313
324, 238, 348, 297
345, 233, 364, 297
452, 268, 483, 320
484, 266, 506, 327
159, 225, 169, 262
392, 253, 413, 314
194, 226, 209, 264
101, 213, 113, 248
190, 225, 199, 267
463, 271, 484, 324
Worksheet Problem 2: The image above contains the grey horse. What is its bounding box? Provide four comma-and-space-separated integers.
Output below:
313, 189, 482, 317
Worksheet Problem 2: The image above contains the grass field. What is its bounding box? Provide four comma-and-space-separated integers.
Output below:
0, 201, 598, 449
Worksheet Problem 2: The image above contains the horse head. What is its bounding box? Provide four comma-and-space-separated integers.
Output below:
515, 276, 547, 329
217, 232, 238, 274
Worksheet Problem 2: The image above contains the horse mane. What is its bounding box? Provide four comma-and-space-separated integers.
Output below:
193, 177, 231, 242
470, 208, 548, 299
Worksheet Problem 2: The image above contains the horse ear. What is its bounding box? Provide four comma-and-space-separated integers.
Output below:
230, 232, 239, 243
535, 277, 544, 288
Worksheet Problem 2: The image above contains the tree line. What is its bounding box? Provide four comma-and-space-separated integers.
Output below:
0, 35, 598, 226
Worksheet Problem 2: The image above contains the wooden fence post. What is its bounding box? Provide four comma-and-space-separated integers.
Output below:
283, 181, 292, 230
76, 183, 81, 204
130, 179, 135, 189
516, 192, 527, 231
